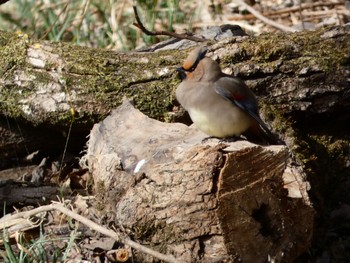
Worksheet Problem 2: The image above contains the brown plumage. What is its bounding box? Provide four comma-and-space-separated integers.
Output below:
176, 46, 282, 144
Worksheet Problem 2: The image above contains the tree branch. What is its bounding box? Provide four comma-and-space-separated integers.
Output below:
234, 0, 296, 32
229, 1, 346, 21
0, 202, 184, 263
132, 5, 207, 42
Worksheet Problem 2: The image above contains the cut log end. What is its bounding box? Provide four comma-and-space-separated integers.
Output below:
218, 146, 313, 262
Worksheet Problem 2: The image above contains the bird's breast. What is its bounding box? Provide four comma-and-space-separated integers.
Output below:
188, 106, 252, 137
176, 81, 254, 138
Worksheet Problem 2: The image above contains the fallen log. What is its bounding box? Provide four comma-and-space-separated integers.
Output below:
0, 180, 58, 209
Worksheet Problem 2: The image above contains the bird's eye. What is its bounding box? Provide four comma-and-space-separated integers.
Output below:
176, 67, 187, 80
188, 65, 196, 72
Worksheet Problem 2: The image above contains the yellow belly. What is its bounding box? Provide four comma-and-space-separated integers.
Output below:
188, 107, 253, 138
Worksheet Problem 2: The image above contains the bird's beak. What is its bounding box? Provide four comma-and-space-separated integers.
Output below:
176, 67, 187, 80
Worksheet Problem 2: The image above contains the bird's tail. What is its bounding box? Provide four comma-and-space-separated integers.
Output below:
244, 121, 284, 145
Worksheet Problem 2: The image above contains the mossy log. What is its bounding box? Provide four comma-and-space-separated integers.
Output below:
0, 26, 349, 128
0, 26, 349, 148
0, 26, 349, 159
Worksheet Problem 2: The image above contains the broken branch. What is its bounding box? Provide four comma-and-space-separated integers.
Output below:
234, 0, 296, 32
132, 5, 206, 42
0, 203, 184, 263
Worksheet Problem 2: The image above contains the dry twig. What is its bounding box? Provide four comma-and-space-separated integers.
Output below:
132, 5, 206, 42
234, 0, 295, 32
229, 1, 346, 21
228, 2, 344, 20
0, 0, 10, 5
41, 0, 72, 40
0, 202, 184, 263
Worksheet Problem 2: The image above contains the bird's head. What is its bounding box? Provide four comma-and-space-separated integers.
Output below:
176, 46, 221, 82
176, 46, 207, 80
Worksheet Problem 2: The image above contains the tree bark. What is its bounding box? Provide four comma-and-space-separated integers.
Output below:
0, 26, 349, 159
0, 26, 349, 128
0, 180, 58, 209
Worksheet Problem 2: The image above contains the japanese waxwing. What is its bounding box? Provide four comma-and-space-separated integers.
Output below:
176, 46, 281, 145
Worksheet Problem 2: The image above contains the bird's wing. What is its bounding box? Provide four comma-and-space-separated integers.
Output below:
214, 77, 278, 143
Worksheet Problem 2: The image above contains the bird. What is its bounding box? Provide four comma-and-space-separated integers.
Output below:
176, 45, 282, 145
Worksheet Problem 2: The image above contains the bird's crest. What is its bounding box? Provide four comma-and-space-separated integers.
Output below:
182, 46, 208, 72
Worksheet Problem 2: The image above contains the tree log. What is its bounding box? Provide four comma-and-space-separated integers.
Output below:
81, 99, 313, 262
0, 26, 349, 159
0, 180, 58, 211
0, 26, 349, 127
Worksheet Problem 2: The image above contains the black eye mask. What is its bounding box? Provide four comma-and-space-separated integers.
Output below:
176, 67, 187, 80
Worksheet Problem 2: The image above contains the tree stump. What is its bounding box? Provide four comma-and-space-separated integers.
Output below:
81, 99, 313, 262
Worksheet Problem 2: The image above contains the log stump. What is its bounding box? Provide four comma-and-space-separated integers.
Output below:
81, 99, 314, 262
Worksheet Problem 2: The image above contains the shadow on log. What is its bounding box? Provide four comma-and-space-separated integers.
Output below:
81, 99, 313, 262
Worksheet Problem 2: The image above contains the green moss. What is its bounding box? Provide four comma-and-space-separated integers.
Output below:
132, 218, 178, 246
232, 27, 350, 74
292, 126, 350, 202
311, 135, 349, 162
0, 32, 30, 119
0, 31, 28, 74
0, 32, 186, 127
128, 79, 175, 121
95, 180, 107, 211
259, 103, 291, 134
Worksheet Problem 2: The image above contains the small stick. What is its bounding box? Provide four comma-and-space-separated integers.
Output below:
132, 5, 206, 42
229, 1, 345, 21
234, 0, 295, 32
41, 0, 72, 40
0, 203, 184, 263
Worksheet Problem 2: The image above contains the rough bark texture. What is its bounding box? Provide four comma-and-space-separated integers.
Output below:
0, 26, 349, 129
81, 99, 313, 262
218, 148, 312, 262
0, 180, 58, 208
0, 26, 349, 159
